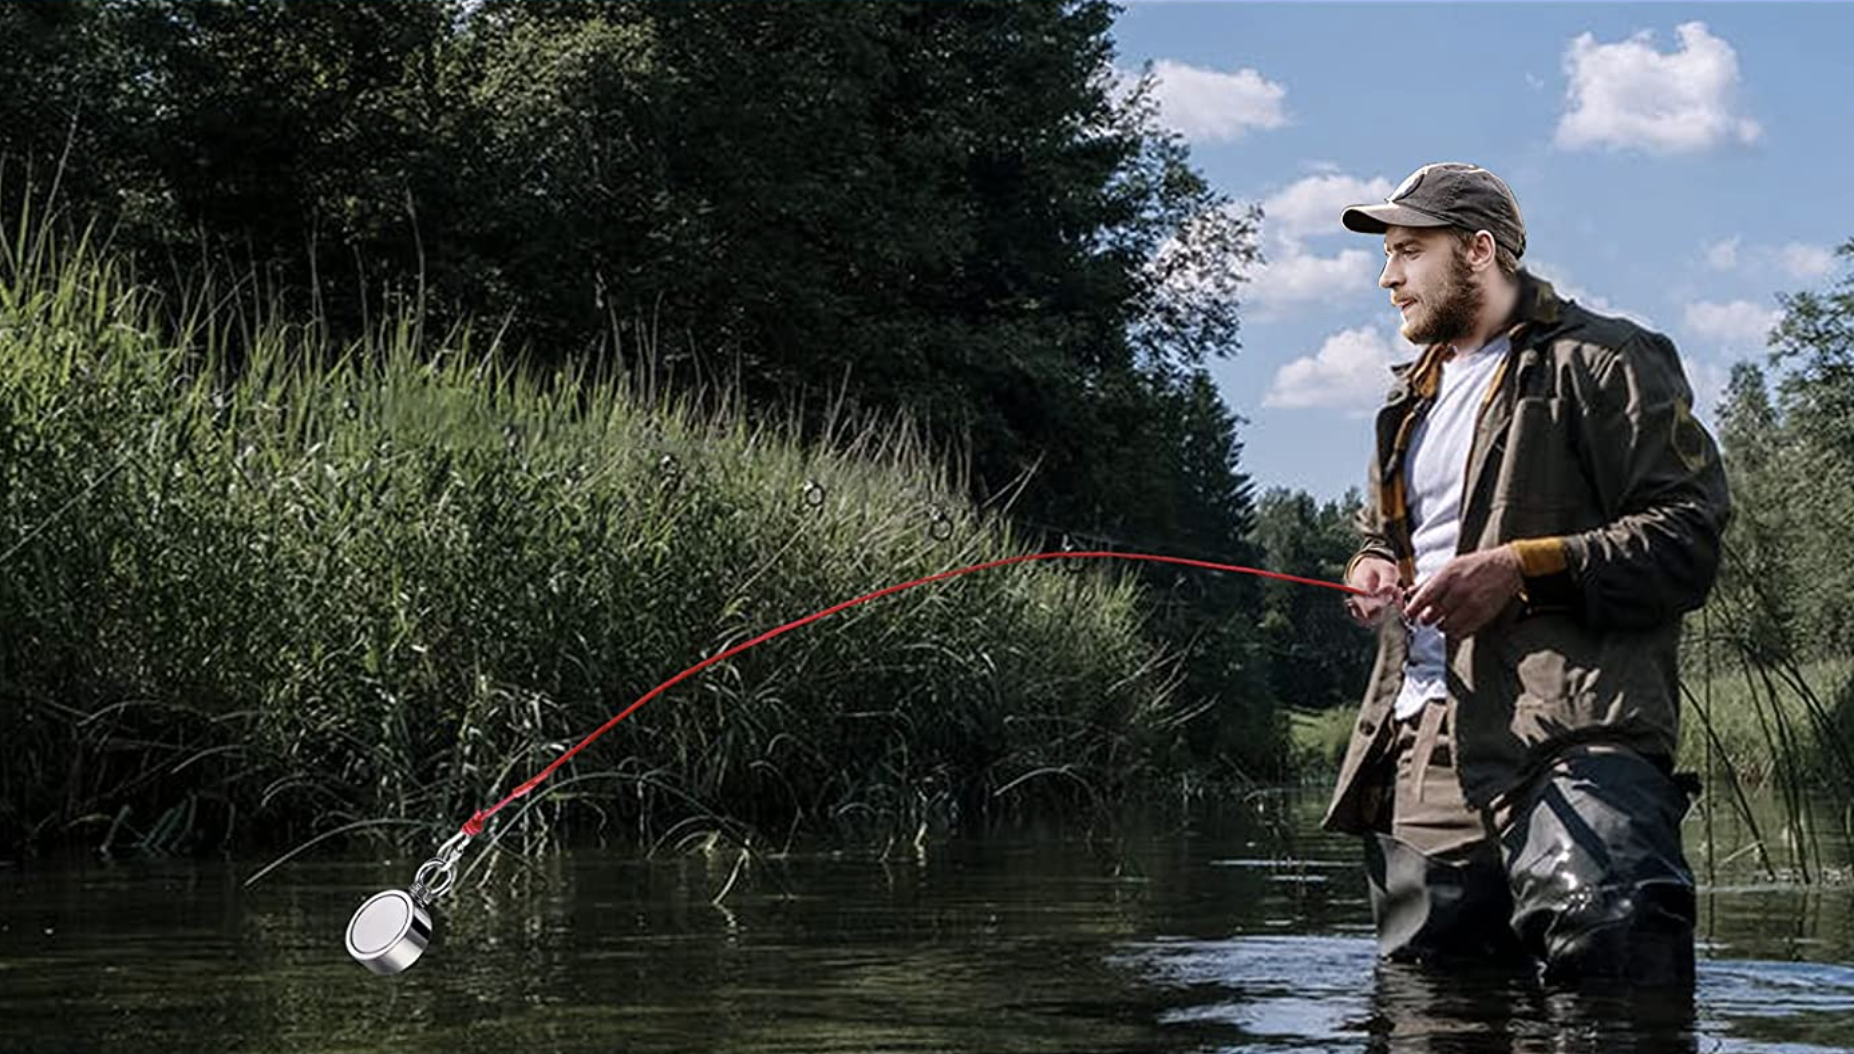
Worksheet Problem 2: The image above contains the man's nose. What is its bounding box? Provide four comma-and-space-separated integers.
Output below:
1379, 260, 1398, 289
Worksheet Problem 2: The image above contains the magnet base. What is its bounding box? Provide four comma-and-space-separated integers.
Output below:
346, 889, 433, 975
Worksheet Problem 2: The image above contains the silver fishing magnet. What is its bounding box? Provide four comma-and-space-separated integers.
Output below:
346, 888, 433, 975
347, 831, 468, 975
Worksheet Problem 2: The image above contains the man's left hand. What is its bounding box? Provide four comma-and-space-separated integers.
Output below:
1404, 547, 1524, 638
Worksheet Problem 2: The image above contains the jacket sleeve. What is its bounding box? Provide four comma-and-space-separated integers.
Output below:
1550, 330, 1732, 629
1345, 449, 1400, 582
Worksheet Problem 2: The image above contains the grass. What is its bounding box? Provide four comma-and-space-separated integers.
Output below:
1681, 655, 1853, 788
0, 213, 1204, 860
1286, 664, 1853, 784
1286, 706, 1354, 779
1680, 604, 1854, 882
1284, 633, 1854, 881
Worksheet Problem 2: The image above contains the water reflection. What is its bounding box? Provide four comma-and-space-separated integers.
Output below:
1124, 932, 1854, 1054
1, 791, 1851, 1054
1366, 962, 1695, 1054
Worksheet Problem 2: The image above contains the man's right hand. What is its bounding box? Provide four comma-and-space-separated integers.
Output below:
1344, 556, 1403, 627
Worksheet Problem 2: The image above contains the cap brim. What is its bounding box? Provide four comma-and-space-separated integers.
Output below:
1341, 202, 1451, 235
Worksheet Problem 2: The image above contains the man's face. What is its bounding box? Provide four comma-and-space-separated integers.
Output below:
1379, 226, 1482, 346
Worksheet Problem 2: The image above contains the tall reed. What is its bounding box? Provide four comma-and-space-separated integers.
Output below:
1681, 537, 1854, 883
0, 215, 1195, 859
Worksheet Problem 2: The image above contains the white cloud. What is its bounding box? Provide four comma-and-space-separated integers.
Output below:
1705, 236, 1741, 271
1779, 242, 1836, 279
1684, 299, 1781, 350
1264, 327, 1411, 414
1249, 249, 1380, 314
1699, 236, 1840, 282
1147, 60, 1288, 142
1555, 22, 1761, 154
1261, 173, 1394, 243
1244, 173, 1394, 318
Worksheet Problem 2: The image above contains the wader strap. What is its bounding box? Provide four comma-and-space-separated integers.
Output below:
1411, 698, 1448, 804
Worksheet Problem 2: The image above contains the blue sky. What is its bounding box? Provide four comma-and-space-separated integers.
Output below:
1107, 2, 1854, 500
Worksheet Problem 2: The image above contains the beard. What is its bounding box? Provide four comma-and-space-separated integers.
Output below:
1400, 247, 1485, 346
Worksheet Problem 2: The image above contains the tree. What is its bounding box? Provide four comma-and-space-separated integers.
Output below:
1706, 241, 1854, 660
2, 0, 1275, 774
1249, 487, 1373, 711
1749, 240, 1854, 657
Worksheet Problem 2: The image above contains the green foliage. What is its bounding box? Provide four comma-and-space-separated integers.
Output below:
1688, 239, 1854, 878
0, 226, 1229, 854
0, 0, 1261, 561
0, 1, 1299, 843
1719, 241, 1854, 662
1248, 487, 1373, 711
1681, 657, 1854, 789
1286, 706, 1356, 777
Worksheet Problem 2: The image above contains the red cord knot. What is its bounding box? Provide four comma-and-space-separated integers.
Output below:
462, 810, 487, 837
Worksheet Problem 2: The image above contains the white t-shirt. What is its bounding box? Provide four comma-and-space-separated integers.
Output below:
1393, 335, 1510, 722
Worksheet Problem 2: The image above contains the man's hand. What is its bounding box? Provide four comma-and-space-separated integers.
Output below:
1345, 555, 1403, 627
1404, 547, 1524, 638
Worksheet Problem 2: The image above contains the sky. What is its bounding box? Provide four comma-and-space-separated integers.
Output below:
1106, 1, 1854, 501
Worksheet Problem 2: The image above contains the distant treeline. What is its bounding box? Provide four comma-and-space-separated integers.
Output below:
1713, 272, 1854, 666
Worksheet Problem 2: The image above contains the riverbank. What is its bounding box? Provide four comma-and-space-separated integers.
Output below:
1, 230, 1215, 856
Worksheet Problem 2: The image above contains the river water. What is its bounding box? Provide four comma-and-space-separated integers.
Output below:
3, 790, 1852, 1053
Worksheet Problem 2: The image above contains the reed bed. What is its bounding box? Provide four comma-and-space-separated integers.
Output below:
0, 217, 1190, 859
1682, 588, 1854, 883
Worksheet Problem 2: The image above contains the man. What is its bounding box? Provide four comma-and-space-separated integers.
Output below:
1325, 162, 1730, 986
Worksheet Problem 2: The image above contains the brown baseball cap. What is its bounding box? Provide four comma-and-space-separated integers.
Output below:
1341, 162, 1526, 259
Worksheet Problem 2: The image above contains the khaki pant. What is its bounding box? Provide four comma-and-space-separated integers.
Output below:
1389, 696, 1491, 861
1365, 698, 1698, 985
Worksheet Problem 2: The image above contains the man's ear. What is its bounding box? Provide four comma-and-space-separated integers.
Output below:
1470, 230, 1498, 270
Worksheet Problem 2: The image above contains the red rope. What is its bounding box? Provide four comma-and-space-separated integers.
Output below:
460, 551, 1362, 837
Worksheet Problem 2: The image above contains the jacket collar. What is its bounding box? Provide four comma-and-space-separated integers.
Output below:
1385, 269, 1563, 396
1508, 268, 1562, 333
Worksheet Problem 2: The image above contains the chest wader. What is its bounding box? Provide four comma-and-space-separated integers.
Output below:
1365, 700, 1698, 986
